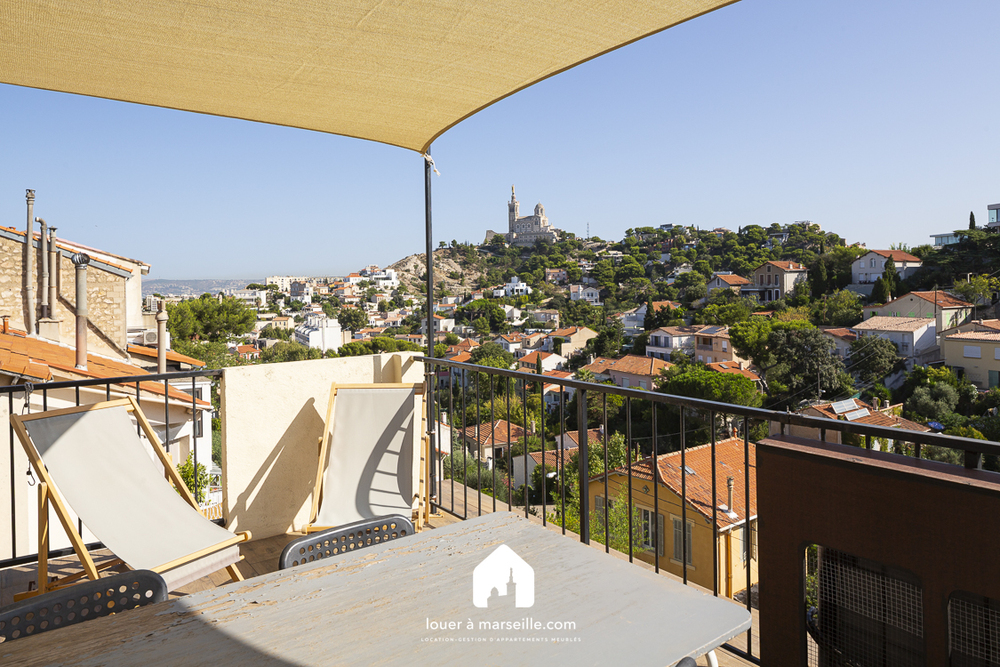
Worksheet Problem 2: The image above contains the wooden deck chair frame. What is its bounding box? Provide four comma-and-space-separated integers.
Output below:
307, 382, 429, 533
10, 397, 250, 600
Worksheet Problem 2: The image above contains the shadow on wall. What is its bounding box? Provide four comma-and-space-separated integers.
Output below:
226, 398, 323, 537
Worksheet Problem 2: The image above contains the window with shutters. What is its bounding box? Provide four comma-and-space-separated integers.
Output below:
672, 515, 693, 565
639, 508, 665, 557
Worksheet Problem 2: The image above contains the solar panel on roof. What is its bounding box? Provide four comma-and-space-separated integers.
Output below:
701, 325, 725, 335
845, 408, 871, 421
831, 399, 858, 414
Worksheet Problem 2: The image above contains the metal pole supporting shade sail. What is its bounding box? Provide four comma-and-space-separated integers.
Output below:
1, 0, 737, 154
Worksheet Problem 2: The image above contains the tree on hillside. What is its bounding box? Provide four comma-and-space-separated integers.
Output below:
953, 274, 1000, 317
337, 307, 367, 333
657, 367, 762, 408
588, 321, 624, 359
848, 336, 901, 384
259, 324, 291, 340
970, 211, 976, 230
261, 341, 322, 363
870, 276, 891, 304
811, 290, 862, 327
882, 257, 900, 297
166, 294, 255, 342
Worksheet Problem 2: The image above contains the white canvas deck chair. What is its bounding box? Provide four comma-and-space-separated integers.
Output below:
10, 397, 250, 599
307, 383, 427, 533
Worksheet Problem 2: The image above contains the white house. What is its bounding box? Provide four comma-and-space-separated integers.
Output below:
294, 315, 344, 353
569, 284, 601, 305
223, 288, 268, 309
851, 250, 922, 285
851, 316, 937, 369
493, 276, 533, 298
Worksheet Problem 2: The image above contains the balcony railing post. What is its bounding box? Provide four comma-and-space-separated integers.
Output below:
965, 450, 982, 470
577, 387, 589, 544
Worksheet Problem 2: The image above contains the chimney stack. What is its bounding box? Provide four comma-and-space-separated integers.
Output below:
156, 304, 169, 374
25, 190, 36, 334
726, 476, 734, 513
72, 253, 90, 370
47, 228, 58, 315
2, 316, 9, 334
37, 218, 48, 318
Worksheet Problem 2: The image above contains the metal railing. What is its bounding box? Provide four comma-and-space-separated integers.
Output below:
1, 369, 222, 570
420, 355, 1000, 665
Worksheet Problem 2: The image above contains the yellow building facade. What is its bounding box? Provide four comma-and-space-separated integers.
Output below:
588, 438, 758, 598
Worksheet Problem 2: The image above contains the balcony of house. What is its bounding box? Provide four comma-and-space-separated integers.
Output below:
1, 354, 999, 666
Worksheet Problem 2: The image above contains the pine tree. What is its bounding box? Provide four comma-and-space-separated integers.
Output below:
882, 256, 900, 297
871, 276, 891, 304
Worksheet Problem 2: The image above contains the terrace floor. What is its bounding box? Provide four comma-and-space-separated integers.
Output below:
1, 488, 758, 666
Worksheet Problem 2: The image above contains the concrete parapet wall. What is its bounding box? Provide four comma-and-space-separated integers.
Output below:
220, 353, 424, 539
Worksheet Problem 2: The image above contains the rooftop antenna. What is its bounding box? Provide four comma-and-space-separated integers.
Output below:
587, 222, 590, 241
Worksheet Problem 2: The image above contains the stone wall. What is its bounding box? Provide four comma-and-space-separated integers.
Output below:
0, 235, 128, 358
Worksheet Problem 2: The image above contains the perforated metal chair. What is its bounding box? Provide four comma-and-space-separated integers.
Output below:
280, 515, 413, 569
0, 570, 167, 644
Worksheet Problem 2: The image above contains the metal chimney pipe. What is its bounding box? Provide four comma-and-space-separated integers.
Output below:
36, 218, 48, 318
47, 227, 58, 315
2, 315, 9, 334
156, 304, 169, 373
726, 476, 734, 513
25, 190, 36, 334
71, 253, 90, 370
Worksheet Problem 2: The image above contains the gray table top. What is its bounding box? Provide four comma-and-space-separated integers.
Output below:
1, 512, 751, 666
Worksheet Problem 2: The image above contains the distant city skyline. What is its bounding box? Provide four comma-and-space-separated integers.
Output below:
1, 0, 997, 280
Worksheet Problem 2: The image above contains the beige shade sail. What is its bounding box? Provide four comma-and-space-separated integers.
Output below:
1, 0, 736, 153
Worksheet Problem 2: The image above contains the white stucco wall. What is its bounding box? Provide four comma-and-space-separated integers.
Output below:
220, 352, 425, 539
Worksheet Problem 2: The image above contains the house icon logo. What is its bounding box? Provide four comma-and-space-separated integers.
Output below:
473, 544, 534, 608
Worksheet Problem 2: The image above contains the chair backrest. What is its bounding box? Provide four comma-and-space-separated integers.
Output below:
16, 402, 236, 571
313, 384, 421, 527
0, 570, 167, 643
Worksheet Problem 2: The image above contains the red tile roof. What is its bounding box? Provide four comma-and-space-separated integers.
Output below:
1, 333, 209, 406
869, 249, 921, 263
946, 331, 1000, 342
520, 350, 554, 365
762, 260, 808, 272
819, 327, 858, 342
650, 300, 681, 312
528, 446, 578, 470
883, 291, 973, 309
713, 274, 751, 286
807, 400, 930, 432
705, 361, 760, 381
609, 354, 672, 378
461, 420, 528, 446
580, 357, 617, 375
606, 437, 754, 530
127, 344, 206, 368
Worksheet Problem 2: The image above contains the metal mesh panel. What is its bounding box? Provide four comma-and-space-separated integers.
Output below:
805, 545, 924, 667
949, 592, 1000, 667
280, 515, 413, 570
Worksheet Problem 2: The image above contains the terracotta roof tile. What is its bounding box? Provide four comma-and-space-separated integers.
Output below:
606, 437, 754, 530
853, 316, 933, 333
609, 354, 672, 378
869, 249, 921, 263
1, 333, 210, 406
882, 291, 972, 309
946, 331, 1000, 342
713, 274, 751, 286
461, 420, 528, 446
127, 344, 206, 367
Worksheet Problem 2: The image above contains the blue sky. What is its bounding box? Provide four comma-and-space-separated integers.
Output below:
1, 0, 998, 280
